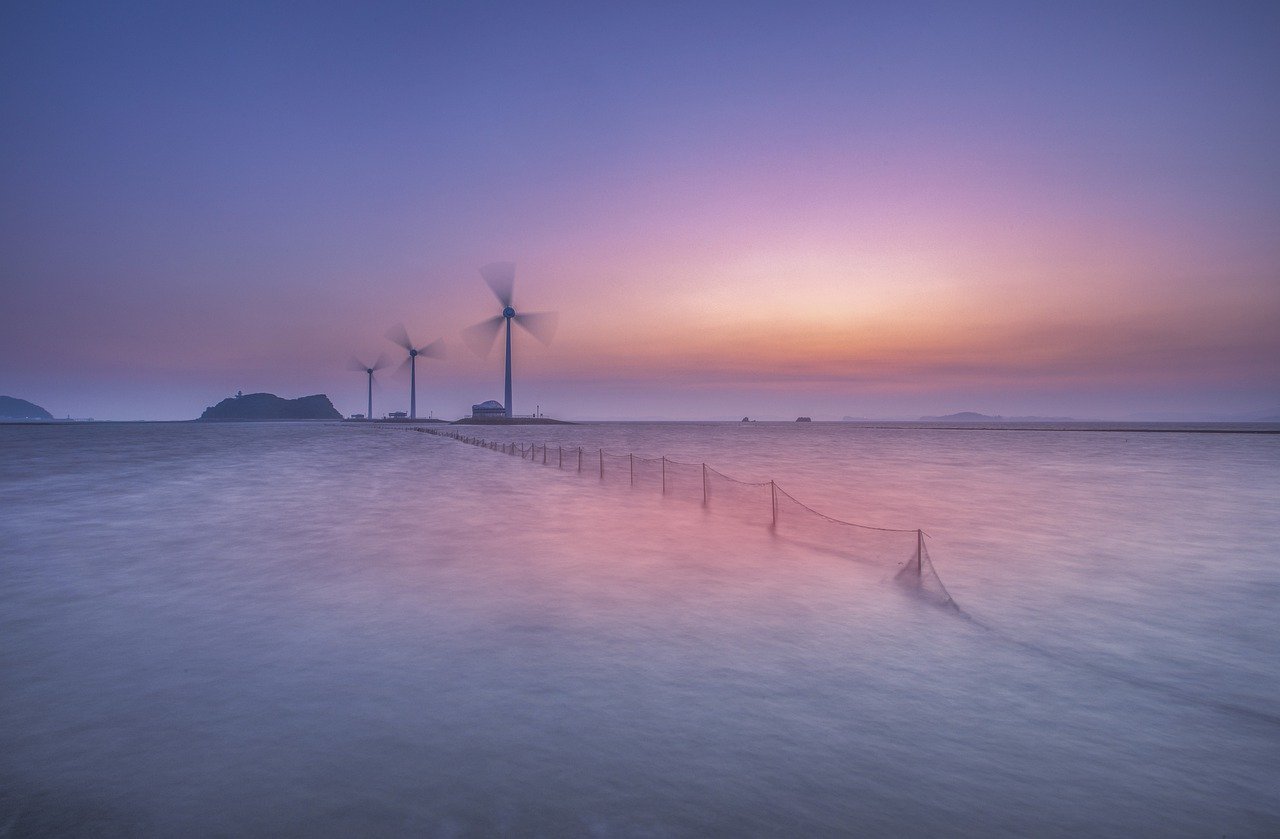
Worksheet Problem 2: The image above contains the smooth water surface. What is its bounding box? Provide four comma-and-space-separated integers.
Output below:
2, 421, 1277, 836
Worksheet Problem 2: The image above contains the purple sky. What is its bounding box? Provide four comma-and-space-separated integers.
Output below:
2, 1, 1277, 420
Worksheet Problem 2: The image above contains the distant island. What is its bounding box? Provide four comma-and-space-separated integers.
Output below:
450, 417, 573, 425
0, 395, 53, 420
918, 412, 1076, 422
199, 392, 342, 421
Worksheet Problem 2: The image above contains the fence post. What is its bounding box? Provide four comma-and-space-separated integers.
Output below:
916, 529, 924, 578
661, 456, 666, 494
578, 447, 582, 472
543, 445, 547, 465
630, 453, 634, 485
770, 480, 778, 528
702, 463, 708, 504
559, 446, 563, 468
599, 449, 603, 479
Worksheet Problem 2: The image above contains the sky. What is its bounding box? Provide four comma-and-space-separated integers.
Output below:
2, 1, 1277, 421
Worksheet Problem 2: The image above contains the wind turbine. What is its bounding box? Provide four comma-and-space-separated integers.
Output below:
385, 324, 446, 419
348, 353, 388, 420
463, 262, 558, 418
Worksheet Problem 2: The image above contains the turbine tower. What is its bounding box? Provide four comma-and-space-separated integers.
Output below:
348, 353, 388, 419
464, 262, 557, 418
385, 325, 445, 419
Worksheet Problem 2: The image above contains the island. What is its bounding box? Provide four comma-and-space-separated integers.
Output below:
0, 395, 54, 420
919, 412, 1076, 422
199, 392, 342, 421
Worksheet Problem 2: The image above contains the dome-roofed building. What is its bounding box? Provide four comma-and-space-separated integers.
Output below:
471, 400, 506, 420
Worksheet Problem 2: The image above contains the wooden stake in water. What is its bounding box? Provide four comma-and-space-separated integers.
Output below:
916, 529, 924, 578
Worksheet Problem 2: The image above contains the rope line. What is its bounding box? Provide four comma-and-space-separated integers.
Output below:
411, 428, 961, 612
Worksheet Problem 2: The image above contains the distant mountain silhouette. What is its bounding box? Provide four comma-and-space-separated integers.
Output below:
919, 411, 1076, 422
0, 395, 53, 419
199, 392, 341, 421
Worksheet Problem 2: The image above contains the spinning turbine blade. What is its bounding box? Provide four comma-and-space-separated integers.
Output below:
479, 262, 516, 308
397, 355, 413, 374
513, 311, 559, 345
385, 323, 415, 352
463, 316, 504, 357
419, 338, 448, 360
371, 352, 390, 371
348, 355, 370, 372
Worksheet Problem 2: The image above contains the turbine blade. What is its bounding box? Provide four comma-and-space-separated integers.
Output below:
513, 311, 558, 345
371, 352, 390, 371
479, 262, 516, 308
348, 355, 370, 372
462, 316, 504, 357
397, 355, 413, 374
385, 323, 414, 352
419, 337, 447, 360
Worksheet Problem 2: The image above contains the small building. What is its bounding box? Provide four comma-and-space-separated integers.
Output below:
472, 400, 506, 420
387, 411, 407, 419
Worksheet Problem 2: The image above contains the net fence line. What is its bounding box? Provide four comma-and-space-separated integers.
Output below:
416, 428, 960, 612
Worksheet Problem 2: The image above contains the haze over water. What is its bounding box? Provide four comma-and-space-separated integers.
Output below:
3, 422, 1277, 835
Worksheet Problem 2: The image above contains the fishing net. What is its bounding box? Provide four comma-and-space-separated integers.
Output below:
424, 430, 961, 612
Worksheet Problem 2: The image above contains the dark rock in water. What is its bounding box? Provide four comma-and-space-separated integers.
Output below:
796, 416, 812, 422
199, 392, 341, 421
0, 395, 53, 419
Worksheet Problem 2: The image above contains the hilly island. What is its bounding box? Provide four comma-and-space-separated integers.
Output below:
199, 393, 341, 421
0, 395, 53, 420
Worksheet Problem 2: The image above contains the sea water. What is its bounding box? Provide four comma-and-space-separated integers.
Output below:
1, 421, 1277, 836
